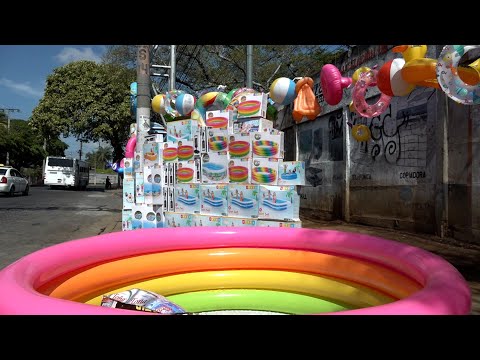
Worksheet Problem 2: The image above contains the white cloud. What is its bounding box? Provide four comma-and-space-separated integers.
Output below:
55, 47, 102, 64
0, 78, 43, 98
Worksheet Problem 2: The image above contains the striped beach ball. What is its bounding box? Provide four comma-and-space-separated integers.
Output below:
175, 93, 196, 116
152, 94, 166, 114
377, 59, 415, 97
269, 77, 296, 105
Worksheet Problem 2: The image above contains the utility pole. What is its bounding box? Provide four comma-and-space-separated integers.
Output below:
246, 45, 253, 88
170, 45, 176, 91
0, 107, 20, 165
136, 45, 151, 146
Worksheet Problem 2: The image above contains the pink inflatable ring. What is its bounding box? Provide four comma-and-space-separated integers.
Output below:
352, 69, 392, 118
0, 228, 470, 315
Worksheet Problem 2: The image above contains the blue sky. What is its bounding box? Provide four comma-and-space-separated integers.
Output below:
0, 45, 110, 158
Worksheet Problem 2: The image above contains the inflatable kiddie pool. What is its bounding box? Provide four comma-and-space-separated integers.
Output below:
0, 228, 471, 315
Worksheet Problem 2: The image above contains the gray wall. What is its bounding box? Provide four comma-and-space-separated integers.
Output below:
277, 45, 480, 244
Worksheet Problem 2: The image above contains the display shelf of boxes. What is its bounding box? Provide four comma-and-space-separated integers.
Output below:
122, 93, 305, 231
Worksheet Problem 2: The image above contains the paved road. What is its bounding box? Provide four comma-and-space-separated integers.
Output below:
0, 186, 122, 270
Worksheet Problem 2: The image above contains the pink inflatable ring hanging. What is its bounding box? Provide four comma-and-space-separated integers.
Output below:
321, 64, 353, 105
0, 227, 470, 315
352, 69, 392, 118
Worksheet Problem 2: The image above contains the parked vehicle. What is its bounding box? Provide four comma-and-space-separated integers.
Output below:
43, 156, 89, 190
0, 165, 29, 196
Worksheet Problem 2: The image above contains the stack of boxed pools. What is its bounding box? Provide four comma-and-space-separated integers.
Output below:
122, 92, 305, 230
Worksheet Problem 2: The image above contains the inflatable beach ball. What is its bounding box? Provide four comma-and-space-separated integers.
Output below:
152, 94, 166, 114
377, 59, 415, 97
175, 93, 196, 116
269, 77, 296, 105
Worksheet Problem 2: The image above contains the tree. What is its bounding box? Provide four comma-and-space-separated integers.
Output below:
29, 60, 136, 161
85, 145, 113, 169
103, 45, 347, 96
0, 119, 68, 168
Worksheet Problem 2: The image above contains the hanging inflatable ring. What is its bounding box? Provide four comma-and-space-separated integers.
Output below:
352, 124, 371, 142
352, 69, 392, 118
436, 45, 480, 105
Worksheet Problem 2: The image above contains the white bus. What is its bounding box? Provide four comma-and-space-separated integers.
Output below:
44, 156, 90, 190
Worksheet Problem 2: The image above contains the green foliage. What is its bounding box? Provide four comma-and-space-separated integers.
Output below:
0, 119, 67, 168
103, 45, 347, 96
85, 145, 113, 169
29, 60, 136, 160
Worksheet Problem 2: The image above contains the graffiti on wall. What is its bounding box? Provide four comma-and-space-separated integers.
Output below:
350, 88, 435, 170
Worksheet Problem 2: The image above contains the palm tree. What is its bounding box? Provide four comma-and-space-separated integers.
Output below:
252, 188, 258, 200
221, 186, 227, 199
286, 188, 294, 203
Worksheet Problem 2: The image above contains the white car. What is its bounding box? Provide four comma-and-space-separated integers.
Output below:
0, 165, 29, 196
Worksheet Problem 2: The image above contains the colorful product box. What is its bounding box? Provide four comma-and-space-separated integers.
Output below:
162, 142, 178, 163
135, 172, 145, 204
123, 158, 134, 178
258, 185, 300, 221
144, 165, 165, 205
250, 131, 284, 159
200, 184, 228, 216
277, 161, 306, 186
227, 157, 251, 184
123, 178, 135, 210
233, 118, 273, 134
164, 212, 193, 228
251, 157, 279, 185
206, 129, 229, 154
175, 183, 201, 214
143, 142, 162, 167
256, 220, 302, 228
133, 151, 143, 173
227, 184, 259, 218
235, 93, 267, 119
201, 151, 229, 184
228, 133, 251, 158
221, 217, 257, 227
131, 204, 165, 230
176, 139, 195, 161
204, 109, 234, 130
177, 159, 200, 183
166, 119, 200, 143
122, 209, 133, 231
192, 214, 223, 227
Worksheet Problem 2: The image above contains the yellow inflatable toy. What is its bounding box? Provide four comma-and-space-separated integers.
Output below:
394, 45, 480, 89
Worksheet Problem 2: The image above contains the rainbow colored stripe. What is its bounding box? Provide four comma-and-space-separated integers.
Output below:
208, 136, 228, 151
206, 117, 228, 128
238, 100, 261, 116
229, 141, 250, 157
177, 145, 194, 160
229, 166, 249, 182
252, 141, 279, 157
177, 168, 194, 182
163, 148, 178, 161
252, 167, 277, 184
